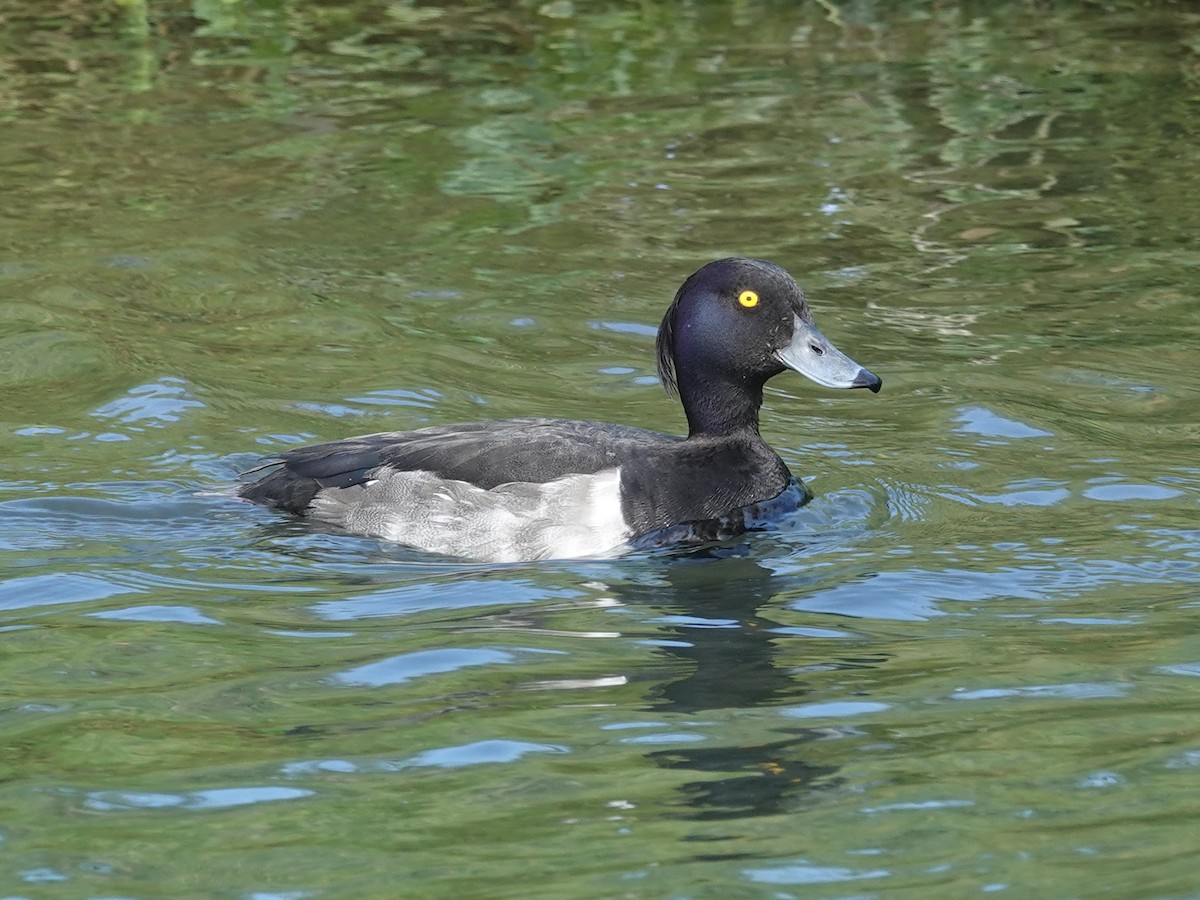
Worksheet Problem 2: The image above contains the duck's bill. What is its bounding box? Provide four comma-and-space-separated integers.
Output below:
775, 316, 882, 393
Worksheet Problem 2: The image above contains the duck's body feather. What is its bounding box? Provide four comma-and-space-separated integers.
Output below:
241, 417, 798, 560
307, 466, 628, 562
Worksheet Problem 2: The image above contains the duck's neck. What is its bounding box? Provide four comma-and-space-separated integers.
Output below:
679, 371, 766, 438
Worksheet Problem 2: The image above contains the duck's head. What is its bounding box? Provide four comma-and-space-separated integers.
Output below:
657, 257, 881, 435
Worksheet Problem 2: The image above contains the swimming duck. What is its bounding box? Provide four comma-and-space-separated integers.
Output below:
239, 258, 881, 562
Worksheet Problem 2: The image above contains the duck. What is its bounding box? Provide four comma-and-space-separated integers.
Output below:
239, 258, 881, 563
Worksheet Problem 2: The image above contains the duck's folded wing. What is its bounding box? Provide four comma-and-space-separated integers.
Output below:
238, 417, 674, 514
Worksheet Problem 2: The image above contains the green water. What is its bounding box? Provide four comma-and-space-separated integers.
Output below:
2, 1, 1199, 896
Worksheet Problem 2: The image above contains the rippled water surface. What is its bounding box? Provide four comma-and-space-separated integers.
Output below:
2, 2, 1199, 896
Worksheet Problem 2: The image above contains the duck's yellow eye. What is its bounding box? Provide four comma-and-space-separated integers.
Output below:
738, 289, 759, 308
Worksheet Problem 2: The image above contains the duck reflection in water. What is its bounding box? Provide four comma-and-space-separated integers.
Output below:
614, 551, 887, 821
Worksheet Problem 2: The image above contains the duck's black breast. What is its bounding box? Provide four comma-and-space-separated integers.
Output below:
616, 432, 793, 535
239, 416, 793, 540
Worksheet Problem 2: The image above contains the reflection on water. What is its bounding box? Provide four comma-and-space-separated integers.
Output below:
629, 556, 860, 820
2, 0, 1200, 896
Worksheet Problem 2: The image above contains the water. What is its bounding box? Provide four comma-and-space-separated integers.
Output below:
2, 1, 1199, 896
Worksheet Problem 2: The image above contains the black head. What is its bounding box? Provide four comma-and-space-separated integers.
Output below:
656, 258, 880, 436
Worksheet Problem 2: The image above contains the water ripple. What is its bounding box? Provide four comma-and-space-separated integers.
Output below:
332, 647, 517, 687
85, 787, 314, 812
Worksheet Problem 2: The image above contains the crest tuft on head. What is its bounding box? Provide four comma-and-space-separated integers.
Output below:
656, 275, 695, 397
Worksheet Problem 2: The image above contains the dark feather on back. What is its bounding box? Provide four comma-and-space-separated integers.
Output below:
239, 417, 681, 517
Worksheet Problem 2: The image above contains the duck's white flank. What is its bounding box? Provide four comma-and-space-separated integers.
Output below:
307, 467, 630, 563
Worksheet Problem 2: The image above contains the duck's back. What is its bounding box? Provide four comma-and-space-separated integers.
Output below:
241, 417, 675, 508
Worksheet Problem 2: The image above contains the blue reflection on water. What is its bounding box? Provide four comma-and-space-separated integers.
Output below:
333, 647, 516, 687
